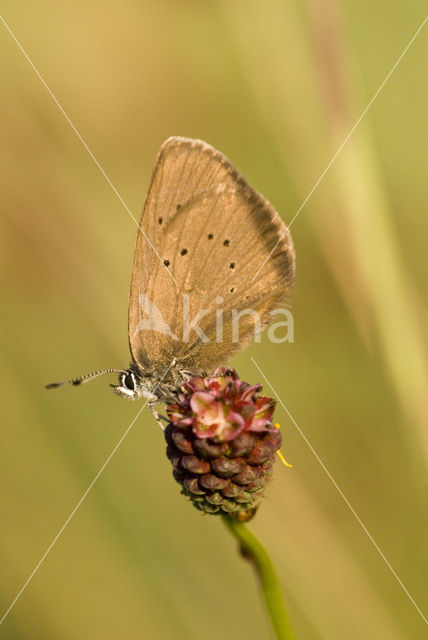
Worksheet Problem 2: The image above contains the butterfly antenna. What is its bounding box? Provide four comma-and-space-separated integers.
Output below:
45, 368, 126, 389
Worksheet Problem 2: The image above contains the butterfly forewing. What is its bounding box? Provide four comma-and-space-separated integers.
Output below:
128, 137, 295, 373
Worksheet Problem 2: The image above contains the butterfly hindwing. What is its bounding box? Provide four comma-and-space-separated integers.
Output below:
128, 137, 295, 373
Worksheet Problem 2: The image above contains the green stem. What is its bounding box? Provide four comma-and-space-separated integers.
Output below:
222, 516, 296, 640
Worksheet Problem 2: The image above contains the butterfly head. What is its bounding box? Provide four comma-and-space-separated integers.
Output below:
46, 363, 159, 403
110, 364, 159, 403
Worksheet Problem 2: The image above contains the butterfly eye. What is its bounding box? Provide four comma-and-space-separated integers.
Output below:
124, 373, 136, 391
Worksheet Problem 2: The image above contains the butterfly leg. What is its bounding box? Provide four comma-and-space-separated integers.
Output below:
179, 369, 204, 381
148, 404, 169, 430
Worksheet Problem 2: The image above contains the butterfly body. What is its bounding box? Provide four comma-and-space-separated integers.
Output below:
111, 360, 203, 404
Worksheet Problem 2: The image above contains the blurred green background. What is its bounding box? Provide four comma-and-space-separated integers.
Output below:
1, 2, 427, 638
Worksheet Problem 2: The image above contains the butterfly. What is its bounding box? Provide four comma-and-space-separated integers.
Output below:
47, 137, 295, 420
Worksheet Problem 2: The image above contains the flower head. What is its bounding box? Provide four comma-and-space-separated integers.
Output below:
165, 367, 281, 520
168, 367, 277, 441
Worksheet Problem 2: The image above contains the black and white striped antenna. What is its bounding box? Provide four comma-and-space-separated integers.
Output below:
45, 368, 126, 389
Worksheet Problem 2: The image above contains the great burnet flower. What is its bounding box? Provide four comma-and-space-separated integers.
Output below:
165, 367, 281, 521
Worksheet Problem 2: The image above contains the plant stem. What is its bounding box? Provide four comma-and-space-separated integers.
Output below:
222, 515, 296, 640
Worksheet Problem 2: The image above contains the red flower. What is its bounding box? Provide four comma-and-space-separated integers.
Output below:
167, 367, 276, 442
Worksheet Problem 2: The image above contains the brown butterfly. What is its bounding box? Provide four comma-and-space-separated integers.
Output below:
47, 137, 295, 418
